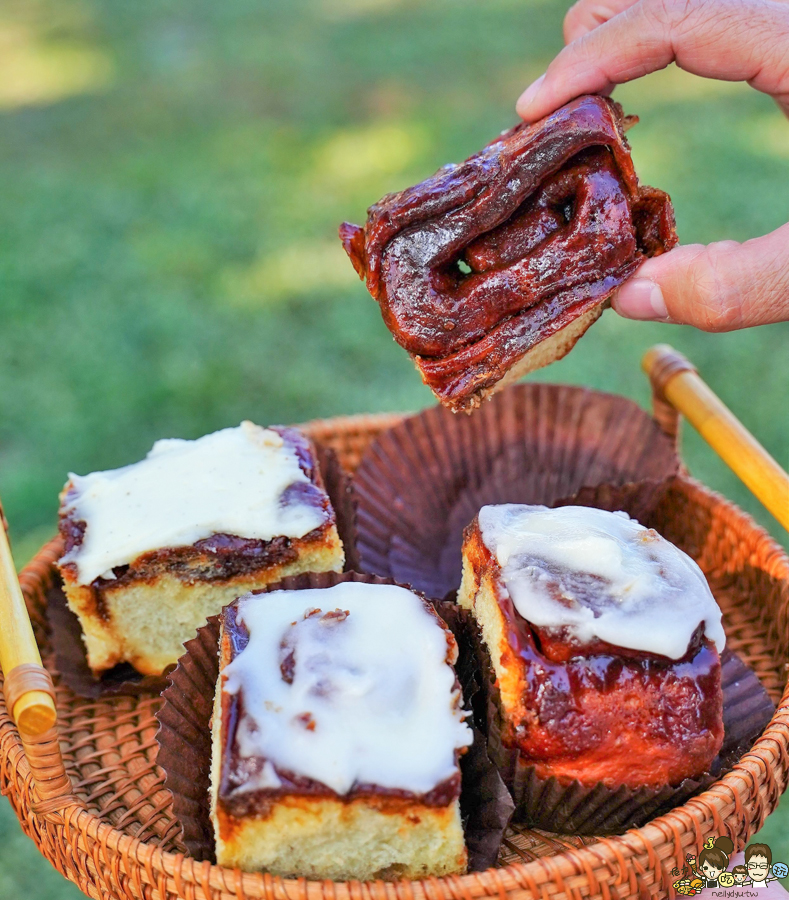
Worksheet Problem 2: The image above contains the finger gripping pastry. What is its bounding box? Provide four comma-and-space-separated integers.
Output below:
458, 504, 725, 788
57, 422, 344, 675
211, 582, 472, 880
340, 96, 677, 411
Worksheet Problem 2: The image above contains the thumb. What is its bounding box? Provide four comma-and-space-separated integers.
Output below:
611, 223, 789, 331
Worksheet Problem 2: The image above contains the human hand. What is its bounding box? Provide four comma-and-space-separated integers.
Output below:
516, 0, 789, 331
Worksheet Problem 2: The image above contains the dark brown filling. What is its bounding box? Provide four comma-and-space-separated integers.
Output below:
379, 147, 641, 360
218, 602, 463, 816
496, 584, 721, 754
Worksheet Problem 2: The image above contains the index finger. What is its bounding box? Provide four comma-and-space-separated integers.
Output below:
517, 0, 789, 122
563, 0, 641, 44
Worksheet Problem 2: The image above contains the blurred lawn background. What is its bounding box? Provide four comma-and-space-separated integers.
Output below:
0, 0, 787, 896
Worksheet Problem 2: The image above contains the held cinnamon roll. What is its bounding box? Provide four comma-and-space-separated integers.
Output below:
340, 96, 677, 412
457, 504, 725, 789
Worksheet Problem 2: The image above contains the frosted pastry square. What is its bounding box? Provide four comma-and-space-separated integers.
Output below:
210, 581, 471, 880
57, 422, 344, 675
458, 504, 725, 788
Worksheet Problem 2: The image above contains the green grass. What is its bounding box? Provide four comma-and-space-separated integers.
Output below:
0, 0, 787, 896
0, 797, 86, 899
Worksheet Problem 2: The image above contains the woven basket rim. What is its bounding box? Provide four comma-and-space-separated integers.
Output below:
6, 475, 786, 898
3, 396, 788, 900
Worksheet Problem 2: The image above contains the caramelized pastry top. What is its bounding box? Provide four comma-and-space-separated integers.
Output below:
340, 96, 677, 409
498, 588, 723, 781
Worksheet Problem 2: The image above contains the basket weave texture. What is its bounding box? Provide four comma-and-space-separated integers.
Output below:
1, 409, 788, 900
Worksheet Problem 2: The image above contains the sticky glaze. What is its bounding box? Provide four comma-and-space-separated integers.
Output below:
478, 504, 725, 660
340, 96, 677, 409
220, 583, 472, 804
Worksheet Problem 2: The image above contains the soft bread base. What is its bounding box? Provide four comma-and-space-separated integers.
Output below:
458, 536, 526, 717
63, 530, 344, 675
212, 791, 466, 881
210, 613, 467, 880
475, 304, 604, 406
420, 303, 604, 412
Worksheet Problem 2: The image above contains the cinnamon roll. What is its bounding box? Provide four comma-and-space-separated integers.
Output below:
340, 96, 677, 411
58, 423, 344, 675
211, 582, 471, 879
458, 504, 724, 788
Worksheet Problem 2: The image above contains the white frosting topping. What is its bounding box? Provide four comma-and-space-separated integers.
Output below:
60, 422, 326, 585
222, 582, 472, 796
478, 504, 725, 660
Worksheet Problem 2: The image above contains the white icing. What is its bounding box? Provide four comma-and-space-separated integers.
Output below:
60, 421, 326, 585
478, 504, 725, 660
222, 582, 472, 796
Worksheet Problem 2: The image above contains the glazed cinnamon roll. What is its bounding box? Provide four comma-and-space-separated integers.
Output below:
340, 96, 677, 411
58, 423, 344, 675
458, 504, 725, 788
211, 582, 471, 879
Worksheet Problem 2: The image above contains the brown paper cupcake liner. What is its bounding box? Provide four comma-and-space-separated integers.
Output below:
313, 440, 360, 573
155, 615, 220, 859
434, 600, 515, 870
155, 572, 514, 871
353, 383, 680, 598
465, 614, 775, 836
47, 583, 172, 698
47, 435, 359, 699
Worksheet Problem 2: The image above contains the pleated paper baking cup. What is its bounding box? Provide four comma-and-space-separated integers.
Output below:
314, 441, 360, 572
155, 615, 220, 860
354, 383, 680, 598
155, 571, 514, 870
466, 617, 774, 836
434, 600, 515, 870
47, 584, 172, 698
48, 436, 357, 698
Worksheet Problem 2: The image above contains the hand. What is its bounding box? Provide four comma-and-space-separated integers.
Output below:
515, 0, 789, 331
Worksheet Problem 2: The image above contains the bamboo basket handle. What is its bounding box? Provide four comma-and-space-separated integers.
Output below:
0, 500, 73, 811
643, 344, 789, 531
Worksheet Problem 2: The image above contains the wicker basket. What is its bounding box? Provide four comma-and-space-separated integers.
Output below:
1, 377, 788, 900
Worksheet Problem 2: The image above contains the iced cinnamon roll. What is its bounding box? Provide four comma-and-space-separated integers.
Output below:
211, 582, 471, 879
58, 422, 344, 675
458, 504, 725, 788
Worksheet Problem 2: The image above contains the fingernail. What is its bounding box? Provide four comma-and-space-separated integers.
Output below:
516, 74, 545, 115
612, 278, 668, 320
